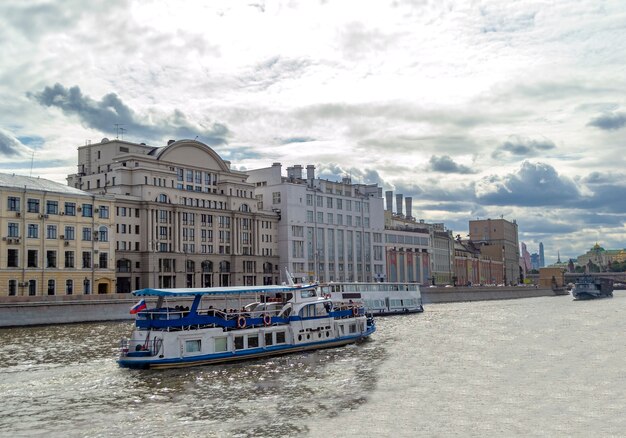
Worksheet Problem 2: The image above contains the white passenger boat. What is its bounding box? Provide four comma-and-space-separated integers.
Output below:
318, 282, 423, 316
571, 275, 614, 300
118, 280, 375, 369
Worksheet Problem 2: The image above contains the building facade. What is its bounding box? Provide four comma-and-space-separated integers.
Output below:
469, 218, 520, 285
67, 138, 280, 290
246, 163, 385, 283
453, 239, 504, 286
1, 173, 115, 296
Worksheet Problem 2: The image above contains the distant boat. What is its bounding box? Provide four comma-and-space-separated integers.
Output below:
571, 275, 614, 300
318, 282, 423, 316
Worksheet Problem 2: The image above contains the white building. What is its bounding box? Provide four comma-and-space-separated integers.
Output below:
67, 138, 280, 290
246, 163, 385, 283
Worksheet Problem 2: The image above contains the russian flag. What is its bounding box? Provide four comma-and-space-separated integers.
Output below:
130, 299, 147, 314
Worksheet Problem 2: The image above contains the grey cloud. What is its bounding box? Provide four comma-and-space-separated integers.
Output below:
0, 129, 30, 157
587, 111, 626, 130
29, 83, 229, 145
429, 155, 475, 174
278, 136, 317, 144
316, 164, 387, 187
340, 22, 400, 59
238, 56, 313, 91
475, 161, 580, 207
492, 135, 556, 160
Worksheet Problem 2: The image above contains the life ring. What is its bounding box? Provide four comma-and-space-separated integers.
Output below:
237, 316, 246, 329
263, 314, 272, 326
352, 307, 359, 317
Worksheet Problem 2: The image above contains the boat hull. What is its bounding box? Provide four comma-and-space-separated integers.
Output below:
118, 326, 375, 370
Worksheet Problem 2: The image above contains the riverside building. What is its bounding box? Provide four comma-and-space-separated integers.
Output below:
0, 173, 115, 296
469, 218, 520, 285
382, 191, 432, 284
245, 163, 385, 284
67, 138, 280, 291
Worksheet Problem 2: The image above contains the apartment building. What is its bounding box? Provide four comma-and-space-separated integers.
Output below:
1, 173, 115, 296
67, 138, 280, 290
246, 163, 385, 283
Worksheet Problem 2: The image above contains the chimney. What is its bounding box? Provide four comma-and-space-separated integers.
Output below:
385, 191, 393, 212
306, 165, 315, 181
396, 194, 403, 216
287, 165, 303, 180
405, 197, 413, 219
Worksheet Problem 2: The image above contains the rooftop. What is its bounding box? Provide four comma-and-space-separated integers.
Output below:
0, 172, 89, 196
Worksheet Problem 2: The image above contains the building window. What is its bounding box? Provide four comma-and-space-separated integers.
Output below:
8, 279, 17, 296
46, 250, 57, 268
27, 250, 37, 267
27, 198, 40, 213
28, 280, 36, 296
98, 226, 108, 242
64, 202, 76, 216
64, 226, 75, 240
99, 252, 108, 269
46, 200, 58, 215
82, 204, 93, 217
306, 194, 313, 206
66, 279, 73, 295
8, 222, 19, 237
65, 251, 75, 268
99, 206, 109, 218
272, 192, 281, 204
84, 279, 90, 294
7, 196, 20, 211
47, 279, 55, 295
7, 249, 18, 267
82, 227, 92, 241
47, 225, 57, 239
27, 224, 38, 238
82, 252, 91, 268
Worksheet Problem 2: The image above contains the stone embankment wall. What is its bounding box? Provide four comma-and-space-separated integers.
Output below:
422, 286, 564, 304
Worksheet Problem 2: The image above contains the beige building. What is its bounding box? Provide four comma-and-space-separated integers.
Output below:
67, 138, 280, 290
469, 218, 520, 285
1, 173, 115, 296
383, 210, 432, 284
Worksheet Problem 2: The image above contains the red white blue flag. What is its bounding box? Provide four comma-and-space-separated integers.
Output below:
130, 299, 147, 314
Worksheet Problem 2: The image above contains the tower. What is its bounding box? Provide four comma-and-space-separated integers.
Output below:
539, 242, 545, 268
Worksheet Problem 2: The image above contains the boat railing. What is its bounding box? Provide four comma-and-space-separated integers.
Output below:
120, 337, 163, 358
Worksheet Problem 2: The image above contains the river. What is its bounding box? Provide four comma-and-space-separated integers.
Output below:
1, 293, 624, 437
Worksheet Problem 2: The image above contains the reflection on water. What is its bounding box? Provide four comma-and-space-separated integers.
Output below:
2, 294, 625, 437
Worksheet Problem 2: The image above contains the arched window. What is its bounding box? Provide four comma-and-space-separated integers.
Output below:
239, 203, 250, 212
219, 261, 230, 273
98, 226, 108, 242
201, 261, 213, 272
157, 193, 170, 203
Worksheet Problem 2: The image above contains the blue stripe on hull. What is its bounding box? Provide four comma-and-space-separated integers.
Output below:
118, 326, 376, 370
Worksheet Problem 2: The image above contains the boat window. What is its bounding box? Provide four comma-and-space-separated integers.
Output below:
300, 289, 316, 298
248, 335, 259, 348
185, 339, 201, 353
276, 331, 286, 344
339, 325, 345, 335
349, 323, 357, 334
214, 337, 227, 352
265, 332, 273, 346
234, 336, 244, 350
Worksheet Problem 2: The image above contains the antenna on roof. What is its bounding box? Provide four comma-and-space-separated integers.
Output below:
114, 124, 125, 139
119, 127, 126, 140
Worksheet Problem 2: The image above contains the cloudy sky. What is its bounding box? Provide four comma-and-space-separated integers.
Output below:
1, 0, 625, 264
